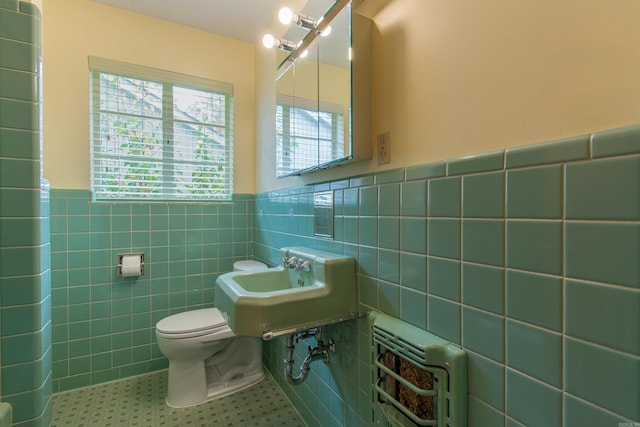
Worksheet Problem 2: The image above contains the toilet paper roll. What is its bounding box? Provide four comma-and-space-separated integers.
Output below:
121, 254, 141, 277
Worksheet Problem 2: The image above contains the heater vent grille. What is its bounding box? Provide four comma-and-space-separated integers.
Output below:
371, 313, 467, 427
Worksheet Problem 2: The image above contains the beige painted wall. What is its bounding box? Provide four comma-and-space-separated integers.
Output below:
42, 0, 256, 193
256, 0, 640, 192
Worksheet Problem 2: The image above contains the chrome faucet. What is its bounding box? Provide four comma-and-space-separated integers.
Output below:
283, 256, 311, 274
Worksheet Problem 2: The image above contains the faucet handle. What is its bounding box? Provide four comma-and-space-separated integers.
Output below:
298, 260, 311, 273
283, 256, 298, 268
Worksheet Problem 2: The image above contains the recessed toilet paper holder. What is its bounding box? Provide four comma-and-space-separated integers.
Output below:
117, 252, 145, 277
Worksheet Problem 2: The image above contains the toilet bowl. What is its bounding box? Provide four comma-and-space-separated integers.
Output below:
155, 260, 267, 408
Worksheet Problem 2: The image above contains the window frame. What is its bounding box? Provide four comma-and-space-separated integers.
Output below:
89, 56, 234, 201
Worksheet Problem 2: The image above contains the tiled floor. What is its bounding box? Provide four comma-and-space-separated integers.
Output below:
52, 370, 306, 427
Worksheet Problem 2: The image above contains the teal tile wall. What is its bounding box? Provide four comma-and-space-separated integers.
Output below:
257, 123, 640, 427
0, 2, 51, 427
48, 191, 255, 392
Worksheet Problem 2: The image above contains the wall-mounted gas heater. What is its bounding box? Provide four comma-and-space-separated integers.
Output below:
371, 312, 467, 427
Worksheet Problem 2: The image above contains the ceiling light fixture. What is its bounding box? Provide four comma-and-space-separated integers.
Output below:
278, 7, 317, 30
262, 34, 297, 52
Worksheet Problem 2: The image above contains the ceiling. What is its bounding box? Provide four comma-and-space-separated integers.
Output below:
89, 0, 281, 43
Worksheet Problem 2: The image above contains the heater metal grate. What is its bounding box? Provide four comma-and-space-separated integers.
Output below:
371, 312, 467, 427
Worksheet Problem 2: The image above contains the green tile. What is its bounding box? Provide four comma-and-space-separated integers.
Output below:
565, 279, 640, 354
0, 246, 41, 277
428, 176, 461, 217
506, 220, 562, 275
68, 285, 90, 305
343, 188, 359, 216
378, 183, 399, 216
463, 307, 504, 363
400, 180, 427, 216
0, 128, 38, 160
69, 322, 91, 342
564, 395, 632, 427
591, 123, 640, 158
1, 304, 46, 336
448, 150, 504, 175
374, 169, 404, 184
428, 218, 460, 259
330, 179, 349, 190
0, 69, 38, 102
506, 270, 562, 331
506, 320, 562, 387
343, 217, 358, 244
1, 323, 50, 364
19, 1, 41, 18
400, 287, 426, 330
0, 158, 38, 188
565, 337, 640, 420
378, 249, 399, 283
427, 257, 460, 301
468, 396, 504, 427
0, 0, 18, 11
506, 369, 561, 427
0, 274, 46, 306
358, 217, 377, 246
0, 99, 40, 131
359, 246, 378, 277
67, 215, 89, 234
505, 134, 590, 168
462, 220, 504, 267
0, 188, 40, 217
462, 263, 504, 314
378, 217, 399, 250
379, 281, 400, 317
565, 222, 640, 288
358, 186, 378, 216
566, 155, 640, 220
427, 296, 460, 344
349, 175, 374, 188
0, 218, 39, 246
405, 160, 446, 181
359, 187, 378, 216
462, 171, 505, 218
359, 275, 378, 308
3, 376, 50, 422
333, 189, 344, 216
400, 217, 427, 254
0, 38, 39, 73
399, 252, 426, 292
506, 164, 562, 219
467, 351, 504, 410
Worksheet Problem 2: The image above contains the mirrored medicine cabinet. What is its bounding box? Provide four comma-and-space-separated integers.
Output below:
274, 0, 372, 178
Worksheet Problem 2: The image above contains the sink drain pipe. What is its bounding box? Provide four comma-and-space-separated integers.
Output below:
284, 328, 335, 385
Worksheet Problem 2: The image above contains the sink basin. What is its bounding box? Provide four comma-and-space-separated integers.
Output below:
215, 247, 358, 338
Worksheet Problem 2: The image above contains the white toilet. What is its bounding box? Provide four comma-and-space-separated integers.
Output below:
155, 260, 268, 408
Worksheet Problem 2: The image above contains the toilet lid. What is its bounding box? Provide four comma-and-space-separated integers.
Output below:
156, 308, 227, 335
234, 260, 267, 271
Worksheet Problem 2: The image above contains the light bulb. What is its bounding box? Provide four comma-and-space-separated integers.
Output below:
262, 34, 275, 49
278, 7, 294, 25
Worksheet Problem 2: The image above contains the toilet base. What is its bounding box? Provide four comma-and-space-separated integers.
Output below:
165, 336, 264, 408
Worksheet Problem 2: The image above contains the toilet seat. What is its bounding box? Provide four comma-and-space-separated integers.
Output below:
156, 308, 232, 339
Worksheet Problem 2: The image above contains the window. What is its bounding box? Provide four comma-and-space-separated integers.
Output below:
276, 95, 345, 176
89, 57, 233, 201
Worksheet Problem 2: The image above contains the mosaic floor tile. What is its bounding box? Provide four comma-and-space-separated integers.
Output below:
52, 370, 306, 427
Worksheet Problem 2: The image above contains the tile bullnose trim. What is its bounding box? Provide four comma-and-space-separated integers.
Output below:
505, 134, 590, 169
591, 123, 640, 158
447, 150, 505, 176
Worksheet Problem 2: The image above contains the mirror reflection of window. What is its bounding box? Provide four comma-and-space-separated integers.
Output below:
276, 95, 344, 176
